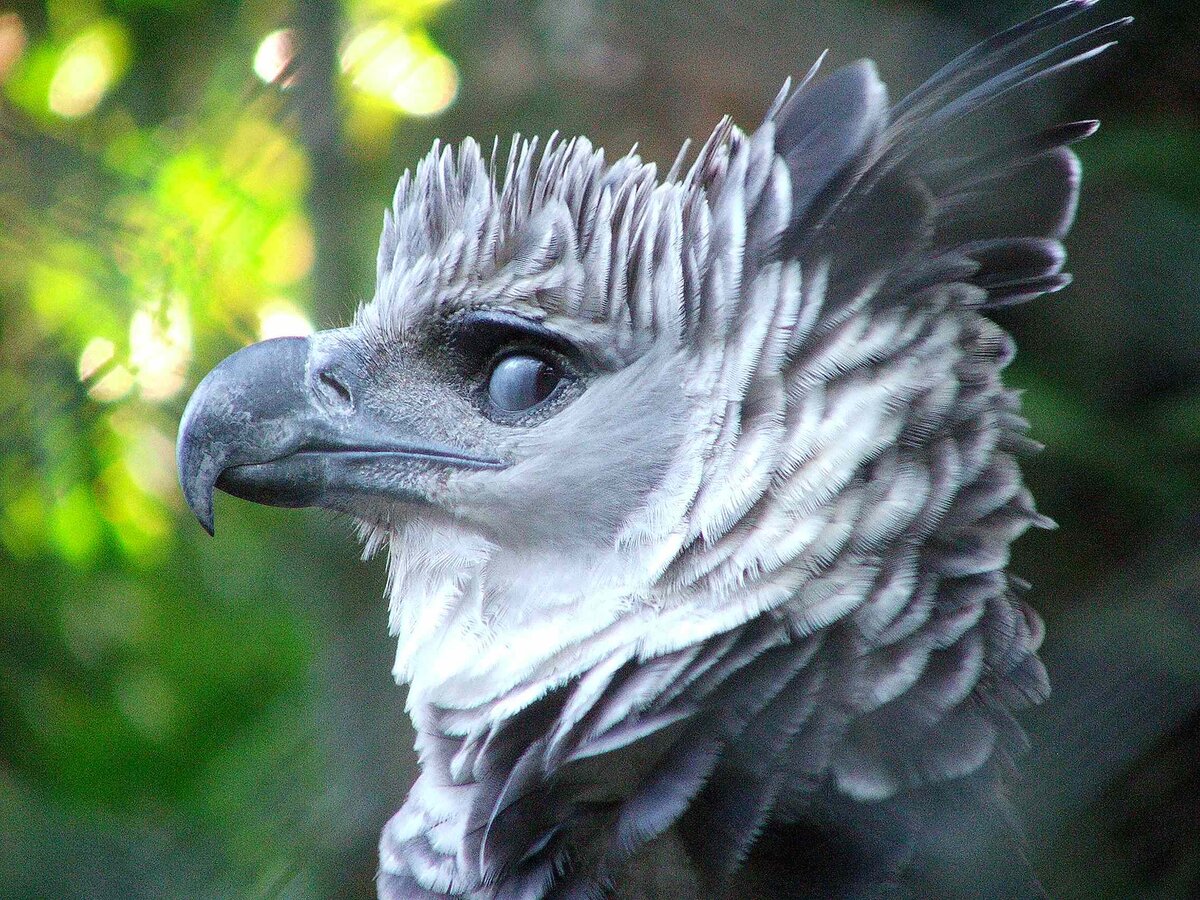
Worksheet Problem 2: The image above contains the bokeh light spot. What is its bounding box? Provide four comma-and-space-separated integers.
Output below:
78, 336, 116, 381
89, 364, 134, 402
129, 293, 192, 401
393, 53, 458, 117
253, 28, 296, 88
258, 299, 314, 340
341, 23, 458, 117
0, 12, 27, 83
48, 24, 130, 119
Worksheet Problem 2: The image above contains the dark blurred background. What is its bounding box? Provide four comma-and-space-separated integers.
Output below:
0, 0, 1196, 897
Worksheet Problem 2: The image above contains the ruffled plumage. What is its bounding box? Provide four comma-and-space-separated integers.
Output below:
371, 4, 1125, 897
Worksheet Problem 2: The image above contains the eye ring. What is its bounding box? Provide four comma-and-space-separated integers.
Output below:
486, 351, 567, 415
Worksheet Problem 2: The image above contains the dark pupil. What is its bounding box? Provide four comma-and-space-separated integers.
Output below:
488, 354, 561, 412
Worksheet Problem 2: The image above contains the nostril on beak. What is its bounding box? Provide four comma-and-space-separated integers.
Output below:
315, 367, 354, 411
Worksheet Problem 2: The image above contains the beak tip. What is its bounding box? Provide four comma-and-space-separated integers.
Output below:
176, 335, 314, 537
178, 436, 218, 537
180, 473, 217, 536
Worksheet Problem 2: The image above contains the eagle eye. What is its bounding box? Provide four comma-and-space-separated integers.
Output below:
487, 353, 564, 413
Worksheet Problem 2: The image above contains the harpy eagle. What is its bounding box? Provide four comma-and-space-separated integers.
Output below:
178, 3, 1125, 896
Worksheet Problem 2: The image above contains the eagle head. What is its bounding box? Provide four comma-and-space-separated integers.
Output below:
178, 121, 824, 706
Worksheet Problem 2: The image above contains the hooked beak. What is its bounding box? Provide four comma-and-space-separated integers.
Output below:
176, 335, 504, 535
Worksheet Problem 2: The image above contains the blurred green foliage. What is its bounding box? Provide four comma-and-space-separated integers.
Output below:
0, 0, 1197, 897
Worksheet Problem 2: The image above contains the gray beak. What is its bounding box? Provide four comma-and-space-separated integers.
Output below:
176, 335, 503, 535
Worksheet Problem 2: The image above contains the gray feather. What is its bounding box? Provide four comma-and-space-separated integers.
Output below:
360, 5, 1123, 897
